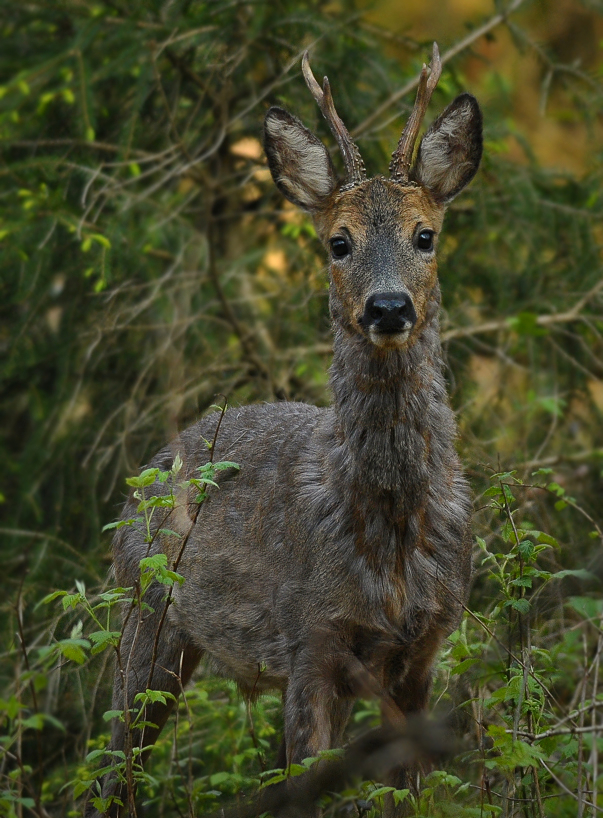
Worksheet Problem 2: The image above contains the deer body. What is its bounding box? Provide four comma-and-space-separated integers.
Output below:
90, 46, 482, 816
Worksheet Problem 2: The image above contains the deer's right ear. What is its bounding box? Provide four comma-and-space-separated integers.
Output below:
264, 107, 338, 211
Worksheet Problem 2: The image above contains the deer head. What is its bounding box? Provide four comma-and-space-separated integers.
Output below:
264, 44, 482, 350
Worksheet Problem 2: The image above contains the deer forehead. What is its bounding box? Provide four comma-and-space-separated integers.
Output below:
319, 178, 445, 241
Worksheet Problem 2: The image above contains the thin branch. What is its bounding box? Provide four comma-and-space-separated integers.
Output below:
352, 0, 527, 137
513, 722, 603, 741
442, 277, 603, 342
539, 758, 603, 814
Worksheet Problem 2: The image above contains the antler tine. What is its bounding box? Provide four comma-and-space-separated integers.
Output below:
302, 51, 366, 187
390, 42, 442, 183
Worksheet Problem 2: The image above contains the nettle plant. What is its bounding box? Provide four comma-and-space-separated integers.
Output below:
431, 468, 602, 818
42, 424, 240, 816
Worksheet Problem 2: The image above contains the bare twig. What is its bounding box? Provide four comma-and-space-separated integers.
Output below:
540, 758, 603, 814
352, 0, 527, 137
443, 278, 603, 342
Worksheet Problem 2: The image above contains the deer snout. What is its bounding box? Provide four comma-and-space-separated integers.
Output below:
361, 292, 417, 341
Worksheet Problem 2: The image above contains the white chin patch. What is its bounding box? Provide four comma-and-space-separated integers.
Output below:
368, 327, 412, 349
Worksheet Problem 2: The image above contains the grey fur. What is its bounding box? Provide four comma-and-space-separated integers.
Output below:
86, 76, 482, 818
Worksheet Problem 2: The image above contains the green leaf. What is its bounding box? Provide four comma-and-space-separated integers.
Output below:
209, 771, 232, 787
517, 540, 535, 559
86, 749, 108, 763
58, 639, 90, 664
89, 232, 111, 249
38, 590, 68, 606
88, 631, 121, 653
126, 468, 159, 487
61, 592, 85, 610
285, 763, 307, 777
534, 531, 559, 547
212, 461, 240, 471
491, 470, 518, 481
102, 710, 124, 722
483, 486, 502, 498
451, 657, 480, 675
136, 495, 175, 512
139, 554, 168, 571
171, 452, 183, 475
552, 569, 595, 581
508, 597, 530, 614
567, 596, 603, 619
134, 689, 176, 706
0, 695, 23, 719
367, 786, 395, 800
158, 528, 181, 539
506, 311, 548, 336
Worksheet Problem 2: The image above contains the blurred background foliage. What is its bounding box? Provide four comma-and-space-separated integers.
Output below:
2, 0, 603, 815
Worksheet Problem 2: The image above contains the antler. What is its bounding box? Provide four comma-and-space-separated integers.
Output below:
302, 51, 366, 187
389, 42, 442, 183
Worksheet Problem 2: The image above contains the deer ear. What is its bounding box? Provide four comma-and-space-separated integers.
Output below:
411, 93, 482, 204
264, 107, 338, 211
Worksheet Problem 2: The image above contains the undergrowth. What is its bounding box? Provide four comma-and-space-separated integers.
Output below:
2, 465, 601, 817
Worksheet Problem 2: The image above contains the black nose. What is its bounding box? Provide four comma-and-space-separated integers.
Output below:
362, 292, 417, 333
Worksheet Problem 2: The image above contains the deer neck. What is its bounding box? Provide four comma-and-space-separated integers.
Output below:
328, 288, 453, 502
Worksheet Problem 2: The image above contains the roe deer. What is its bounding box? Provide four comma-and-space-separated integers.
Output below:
87, 43, 482, 816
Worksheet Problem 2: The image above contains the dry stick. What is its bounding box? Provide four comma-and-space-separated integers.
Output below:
514, 724, 603, 741
515, 700, 603, 740
352, 0, 527, 138
119, 586, 144, 818
245, 696, 266, 774
166, 651, 189, 818
442, 277, 603, 343
182, 676, 196, 818
505, 486, 546, 818
136, 394, 231, 696
6, 139, 151, 156
499, 472, 544, 818
13, 576, 48, 818
140, 398, 231, 764
540, 758, 603, 815
590, 610, 603, 815
501, 478, 541, 814
207, 394, 228, 463
108, 462, 189, 815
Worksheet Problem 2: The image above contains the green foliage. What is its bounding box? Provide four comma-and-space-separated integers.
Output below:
2, 0, 603, 816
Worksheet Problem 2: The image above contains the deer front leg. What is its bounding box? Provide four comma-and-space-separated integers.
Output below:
283, 668, 335, 767
381, 631, 446, 817
279, 642, 353, 817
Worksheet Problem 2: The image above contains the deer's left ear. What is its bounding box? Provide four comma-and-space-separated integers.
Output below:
411, 93, 482, 204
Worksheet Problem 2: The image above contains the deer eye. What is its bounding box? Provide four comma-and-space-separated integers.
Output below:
417, 229, 434, 252
330, 237, 349, 259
